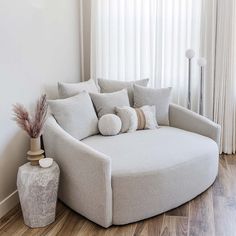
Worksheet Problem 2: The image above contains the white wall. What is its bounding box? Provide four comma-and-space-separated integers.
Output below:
0, 0, 81, 217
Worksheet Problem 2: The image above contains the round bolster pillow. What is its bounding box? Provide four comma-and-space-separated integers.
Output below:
98, 114, 122, 136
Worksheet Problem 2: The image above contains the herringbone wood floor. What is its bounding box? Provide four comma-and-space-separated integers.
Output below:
1, 155, 236, 236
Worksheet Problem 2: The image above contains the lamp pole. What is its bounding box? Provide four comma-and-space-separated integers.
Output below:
197, 57, 207, 115
185, 49, 195, 110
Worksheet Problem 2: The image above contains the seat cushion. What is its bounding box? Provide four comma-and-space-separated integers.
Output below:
82, 127, 217, 176
82, 127, 218, 225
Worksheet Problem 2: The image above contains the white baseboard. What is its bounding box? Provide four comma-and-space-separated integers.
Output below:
0, 190, 19, 219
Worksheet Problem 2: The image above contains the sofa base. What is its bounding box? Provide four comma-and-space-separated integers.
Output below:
111, 157, 218, 225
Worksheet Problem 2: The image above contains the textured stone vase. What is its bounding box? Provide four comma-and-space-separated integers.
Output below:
27, 137, 44, 166
17, 162, 60, 228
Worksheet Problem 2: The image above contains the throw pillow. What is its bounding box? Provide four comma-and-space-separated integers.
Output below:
98, 114, 122, 136
90, 89, 130, 118
58, 79, 99, 99
133, 85, 172, 126
116, 105, 158, 133
97, 78, 149, 105
48, 92, 98, 140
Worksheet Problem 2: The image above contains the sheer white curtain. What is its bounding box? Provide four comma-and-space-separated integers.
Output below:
90, 0, 236, 153
91, 0, 202, 109
214, 0, 236, 154
201, 0, 236, 154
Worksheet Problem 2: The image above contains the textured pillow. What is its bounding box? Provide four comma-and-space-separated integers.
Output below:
116, 105, 158, 133
97, 78, 149, 105
115, 106, 137, 133
134, 85, 172, 126
98, 114, 122, 136
58, 79, 99, 99
90, 89, 130, 118
48, 92, 98, 140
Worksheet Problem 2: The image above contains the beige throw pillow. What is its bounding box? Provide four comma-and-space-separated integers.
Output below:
115, 105, 158, 133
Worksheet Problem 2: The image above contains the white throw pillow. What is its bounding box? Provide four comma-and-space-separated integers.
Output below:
97, 78, 149, 105
48, 92, 98, 140
58, 79, 99, 99
133, 85, 172, 126
116, 105, 158, 133
115, 106, 137, 133
98, 114, 122, 136
90, 89, 130, 118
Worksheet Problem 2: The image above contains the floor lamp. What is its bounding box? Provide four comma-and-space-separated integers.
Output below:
197, 57, 207, 115
185, 49, 195, 110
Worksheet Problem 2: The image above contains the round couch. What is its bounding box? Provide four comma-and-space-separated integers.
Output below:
43, 104, 220, 228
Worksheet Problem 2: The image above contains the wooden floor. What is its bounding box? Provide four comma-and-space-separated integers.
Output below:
1, 155, 236, 236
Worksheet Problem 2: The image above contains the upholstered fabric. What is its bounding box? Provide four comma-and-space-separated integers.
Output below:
90, 89, 130, 118
169, 103, 221, 148
43, 116, 112, 228
115, 105, 158, 133
82, 127, 218, 225
82, 127, 218, 180
58, 79, 99, 99
134, 84, 172, 126
48, 92, 98, 140
98, 114, 122, 136
43, 104, 220, 228
98, 78, 149, 105
83, 127, 218, 224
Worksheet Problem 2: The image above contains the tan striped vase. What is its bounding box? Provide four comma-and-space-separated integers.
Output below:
27, 137, 44, 166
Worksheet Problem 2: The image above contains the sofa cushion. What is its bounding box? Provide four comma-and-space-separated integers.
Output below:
98, 78, 149, 105
48, 92, 99, 140
58, 79, 99, 99
82, 127, 218, 176
90, 89, 130, 118
133, 85, 172, 126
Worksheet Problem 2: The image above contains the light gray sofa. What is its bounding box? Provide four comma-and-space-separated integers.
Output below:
43, 104, 221, 228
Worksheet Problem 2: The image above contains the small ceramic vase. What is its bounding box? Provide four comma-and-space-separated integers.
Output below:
27, 137, 44, 166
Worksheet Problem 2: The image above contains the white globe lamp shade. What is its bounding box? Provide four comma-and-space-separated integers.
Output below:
185, 49, 195, 59
197, 57, 207, 67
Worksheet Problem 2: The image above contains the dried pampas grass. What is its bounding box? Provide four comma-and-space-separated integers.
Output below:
13, 94, 48, 138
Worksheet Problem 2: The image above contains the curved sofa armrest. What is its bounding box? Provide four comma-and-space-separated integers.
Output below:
169, 104, 221, 148
43, 116, 112, 228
